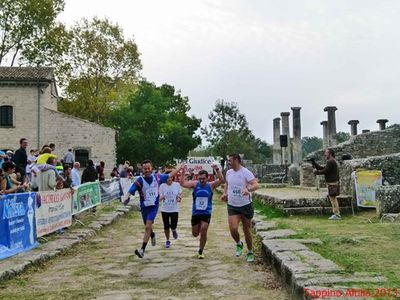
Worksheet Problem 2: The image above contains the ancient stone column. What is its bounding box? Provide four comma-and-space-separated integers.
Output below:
291, 107, 302, 164
320, 121, 328, 149
362, 129, 370, 133
324, 106, 338, 146
377, 119, 389, 130
348, 120, 359, 136
272, 117, 282, 164
281, 112, 291, 164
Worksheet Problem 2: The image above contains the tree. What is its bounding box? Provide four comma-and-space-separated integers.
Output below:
302, 136, 323, 158
0, 0, 65, 66
202, 100, 271, 163
334, 131, 351, 144
55, 17, 142, 124
110, 81, 201, 166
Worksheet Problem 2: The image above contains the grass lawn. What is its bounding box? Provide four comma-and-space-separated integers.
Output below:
253, 198, 400, 289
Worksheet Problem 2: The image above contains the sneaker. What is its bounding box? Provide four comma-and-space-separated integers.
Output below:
235, 241, 244, 257
165, 240, 171, 249
246, 252, 255, 263
135, 249, 144, 258
197, 253, 205, 259
172, 230, 178, 240
328, 214, 341, 221
151, 233, 156, 246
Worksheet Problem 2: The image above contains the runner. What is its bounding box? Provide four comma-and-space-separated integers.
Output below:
123, 160, 179, 258
179, 163, 224, 259
221, 153, 259, 263
159, 171, 183, 248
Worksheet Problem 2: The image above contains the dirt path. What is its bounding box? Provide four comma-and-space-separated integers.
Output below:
0, 192, 288, 300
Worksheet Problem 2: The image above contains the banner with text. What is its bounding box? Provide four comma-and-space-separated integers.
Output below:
175, 157, 215, 174
100, 179, 121, 202
0, 192, 39, 260
72, 182, 101, 215
36, 189, 73, 237
354, 170, 383, 208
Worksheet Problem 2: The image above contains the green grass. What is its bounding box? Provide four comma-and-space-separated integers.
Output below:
253, 198, 287, 219
255, 203, 400, 288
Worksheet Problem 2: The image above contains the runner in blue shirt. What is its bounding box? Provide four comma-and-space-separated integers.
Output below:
123, 160, 180, 258
179, 163, 224, 259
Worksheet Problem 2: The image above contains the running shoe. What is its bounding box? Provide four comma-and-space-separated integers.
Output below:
165, 240, 171, 249
151, 233, 156, 246
135, 249, 144, 258
197, 253, 205, 259
328, 214, 341, 221
235, 241, 244, 257
246, 252, 255, 263
172, 230, 178, 240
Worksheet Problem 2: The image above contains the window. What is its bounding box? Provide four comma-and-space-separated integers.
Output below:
0, 106, 13, 127
75, 149, 89, 168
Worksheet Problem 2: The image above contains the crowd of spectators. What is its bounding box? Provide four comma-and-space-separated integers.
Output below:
0, 138, 107, 195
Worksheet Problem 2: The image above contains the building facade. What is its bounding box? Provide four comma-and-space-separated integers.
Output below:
0, 67, 116, 176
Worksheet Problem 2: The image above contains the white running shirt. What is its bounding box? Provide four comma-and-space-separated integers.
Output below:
226, 166, 256, 207
159, 182, 182, 213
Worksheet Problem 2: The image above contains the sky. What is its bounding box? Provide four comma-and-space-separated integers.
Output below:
59, 0, 400, 144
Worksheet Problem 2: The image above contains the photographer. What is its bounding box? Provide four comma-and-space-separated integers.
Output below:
311, 148, 341, 220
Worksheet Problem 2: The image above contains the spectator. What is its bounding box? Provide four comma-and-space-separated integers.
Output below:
63, 165, 73, 188
119, 165, 128, 178
49, 143, 56, 152
110, 167, 119, 178
12, 138, 28, 180
63, 148, 74, 168
1, 161, 27, 194
71, 162, 81, 187
96, 161, 105, 181
0, 149, 6, 169
5, 150, 13, 162
81, 160, 98, 183
39, 157, 57, 191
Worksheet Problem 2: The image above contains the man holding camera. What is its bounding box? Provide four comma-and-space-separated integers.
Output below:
311, 148, 341, 220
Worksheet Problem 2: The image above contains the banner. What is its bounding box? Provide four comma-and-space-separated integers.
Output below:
100, 179, 121, 202
176, 157, 215, 174
353, 170, 383, 208
36, 189, 72, 237
119, 178, 134, 200
72, 182, 101, 214
0, 192, 38, 260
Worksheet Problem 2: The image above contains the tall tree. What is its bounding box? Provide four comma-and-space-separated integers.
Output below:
202, 99, 271, 163
0, 0, 65, 66
56, 17, 142, 124
301, 136, 323, 158
110, 81, 201, 166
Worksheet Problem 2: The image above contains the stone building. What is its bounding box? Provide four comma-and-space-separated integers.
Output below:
0, 67, 116, 175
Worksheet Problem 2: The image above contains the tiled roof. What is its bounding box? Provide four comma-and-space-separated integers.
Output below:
0, 67, 54, 81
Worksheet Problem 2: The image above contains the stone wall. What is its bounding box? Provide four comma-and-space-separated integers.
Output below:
43, 108, 116, 176
376, 185, 400, 216
306, 124, 400, 161
340, 153, 400, 195
0, 85, 40, 149
251, 164, 286, 183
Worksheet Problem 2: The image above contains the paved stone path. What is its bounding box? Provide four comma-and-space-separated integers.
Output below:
0, 192, 288, 300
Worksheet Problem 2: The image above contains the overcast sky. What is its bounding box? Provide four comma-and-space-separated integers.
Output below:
59, 0, 400, 144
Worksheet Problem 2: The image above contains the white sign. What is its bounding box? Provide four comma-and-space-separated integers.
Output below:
36, 189, 73, 237
175, 157, 215, 174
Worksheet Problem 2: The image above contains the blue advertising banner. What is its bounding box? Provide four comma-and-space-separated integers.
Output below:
0, 192, 39, 260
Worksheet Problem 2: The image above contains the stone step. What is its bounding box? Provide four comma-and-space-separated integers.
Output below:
283, 206, 353, 216
256, 194, 353, 208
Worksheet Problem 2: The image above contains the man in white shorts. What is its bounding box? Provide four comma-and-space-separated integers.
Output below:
221, 153, 259, 262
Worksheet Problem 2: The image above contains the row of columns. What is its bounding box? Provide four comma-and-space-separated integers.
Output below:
272, 105, 390, 164
272, 107, 302, 165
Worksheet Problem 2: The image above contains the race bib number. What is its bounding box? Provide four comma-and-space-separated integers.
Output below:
195, 197, 208, 210
144, 188, 157, 206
